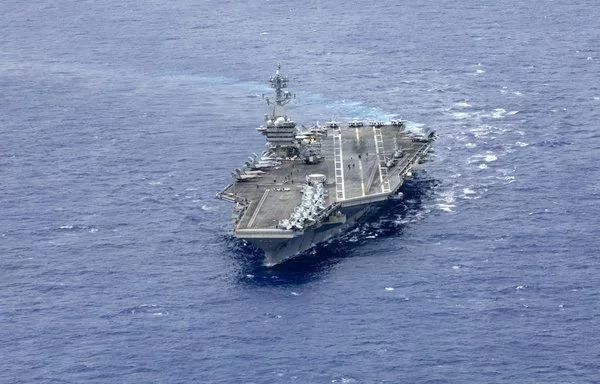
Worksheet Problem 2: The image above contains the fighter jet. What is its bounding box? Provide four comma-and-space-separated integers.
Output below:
232, 168, 262, 181
245, 153, 281, 170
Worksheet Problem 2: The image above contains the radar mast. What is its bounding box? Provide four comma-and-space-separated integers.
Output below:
258, 64, 298, 156
268, 63, 293, 118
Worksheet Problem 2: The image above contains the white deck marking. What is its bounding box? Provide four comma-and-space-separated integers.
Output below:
355, 127, 365, 195
372, 126, 391, 193
248, 188, 270, 228
333, 129, 345, 201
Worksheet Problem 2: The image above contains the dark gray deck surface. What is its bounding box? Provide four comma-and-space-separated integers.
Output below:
223, 125, 429, 230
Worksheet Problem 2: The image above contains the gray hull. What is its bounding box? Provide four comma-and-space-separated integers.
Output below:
247, 204, 370, 265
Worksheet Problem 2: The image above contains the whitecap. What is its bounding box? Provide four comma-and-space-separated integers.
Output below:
452, 265, 460, 270
475, 69, 485, 74
463, 188, 476, 195
513, 91, 523, 96
491, 108, 506, 119
469, 153, 497, 165
497, 168, 515, 176
467, 155, 480, 164
438, 189, 455, 203
454, 101, 472, 108
468, 154, 484, 164
515, 141, 528, 147
291, 292, 300, 296
478, 163, 488, 169
465, 142, 477, 148
437, 204, 455, 212
148, 181, 162, 186
260, 32, 270, 35
506, 110, 519, 116
452, 112, 472, 120
470, 125, 492, 137
385, 287, 394, 291
128, 304, 169, 316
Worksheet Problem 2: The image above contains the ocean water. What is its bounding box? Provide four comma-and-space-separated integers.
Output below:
2, 0, 600, 383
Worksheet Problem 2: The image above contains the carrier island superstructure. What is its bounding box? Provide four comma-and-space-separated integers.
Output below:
217, 65, 436, 265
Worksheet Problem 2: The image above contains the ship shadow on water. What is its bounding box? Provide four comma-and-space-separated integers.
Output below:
227, 175, 438, 286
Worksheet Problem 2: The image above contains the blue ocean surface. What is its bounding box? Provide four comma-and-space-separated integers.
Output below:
1, 0, 599, 383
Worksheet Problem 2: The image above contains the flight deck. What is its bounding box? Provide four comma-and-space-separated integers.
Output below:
219, 123, 431, 231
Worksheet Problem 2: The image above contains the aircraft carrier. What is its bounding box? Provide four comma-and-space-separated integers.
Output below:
217, 64, 436, 265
